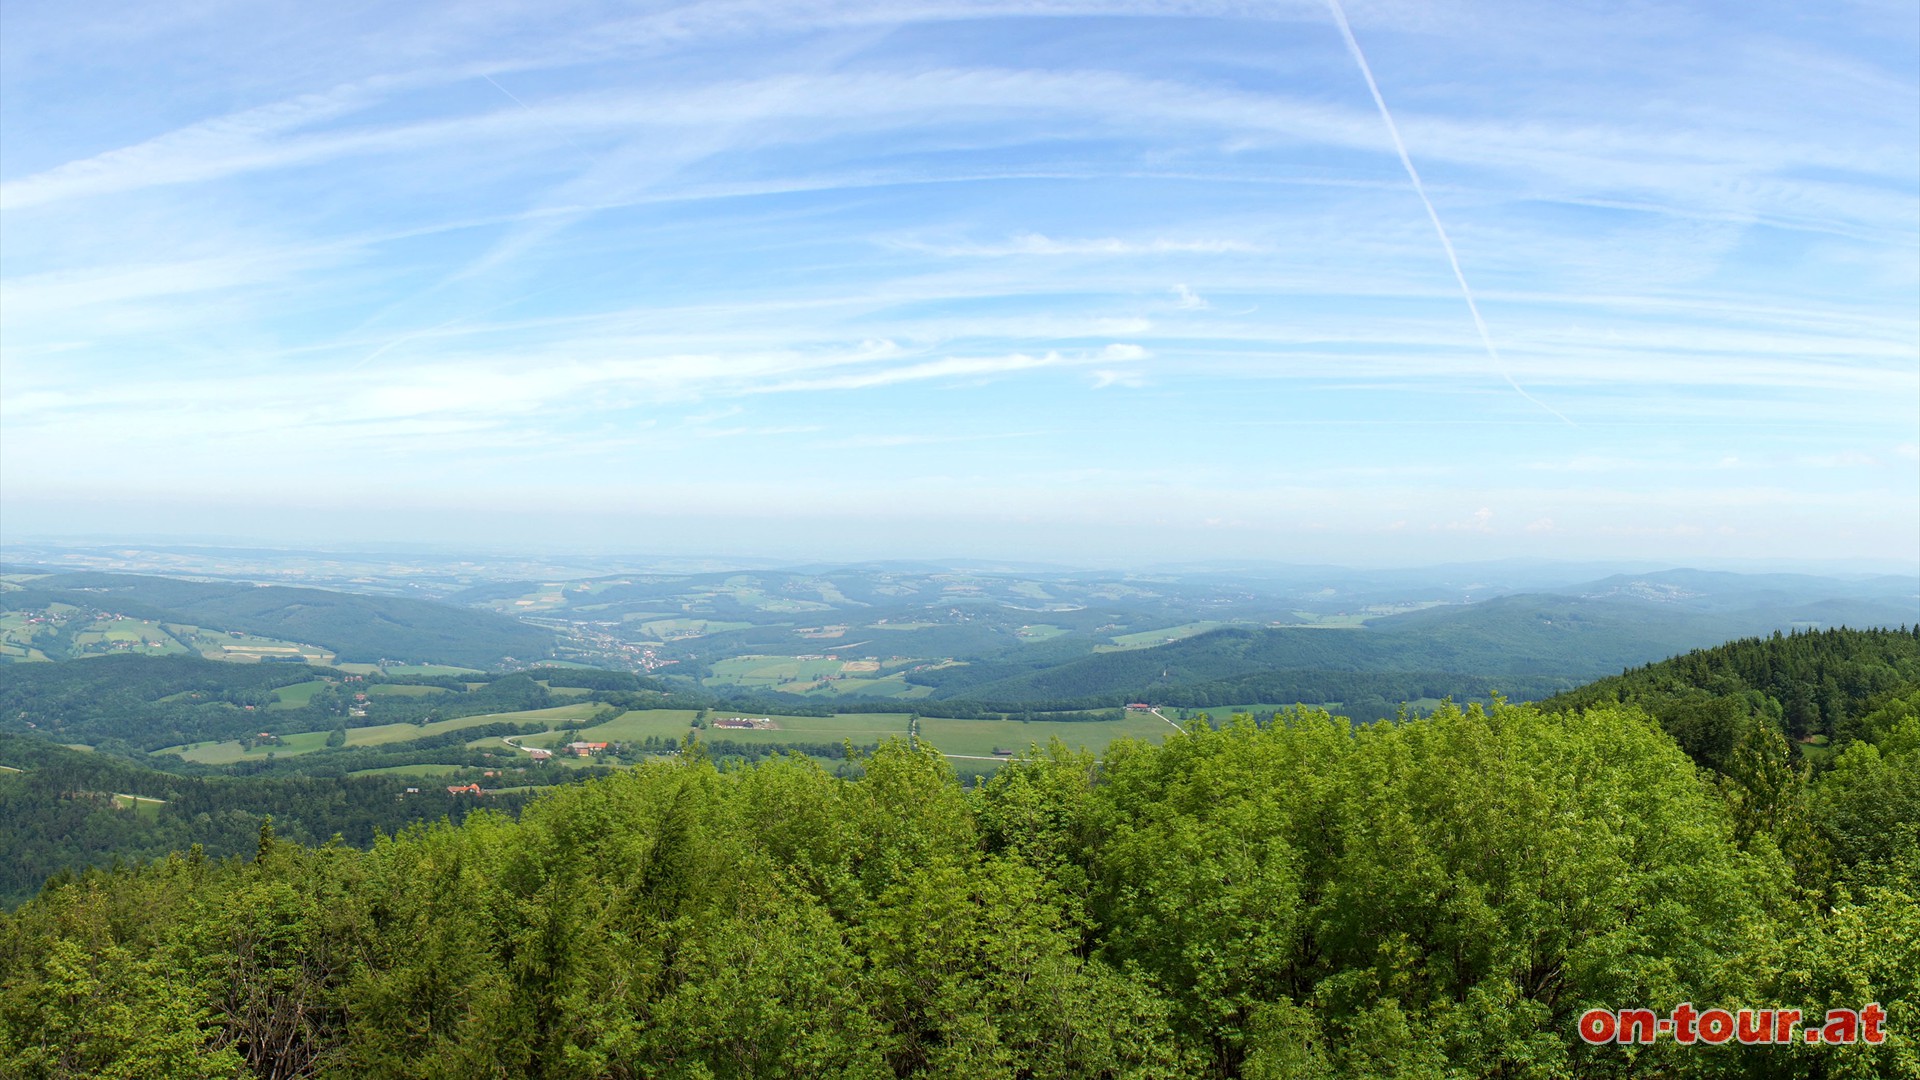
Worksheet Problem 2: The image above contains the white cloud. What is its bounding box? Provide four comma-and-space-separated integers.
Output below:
896, 233, 1263, 258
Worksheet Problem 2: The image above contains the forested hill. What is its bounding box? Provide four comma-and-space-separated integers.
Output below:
1541, 625, 1920, 770
907, 592, 1919, 711
3, 695, 1914, 1078
0, 735, 560, 910
5, 572, 554, 668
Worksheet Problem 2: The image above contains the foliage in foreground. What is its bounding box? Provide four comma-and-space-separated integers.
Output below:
1, 699, 1916, 1079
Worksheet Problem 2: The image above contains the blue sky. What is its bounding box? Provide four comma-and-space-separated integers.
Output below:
2, 0, 1915, 567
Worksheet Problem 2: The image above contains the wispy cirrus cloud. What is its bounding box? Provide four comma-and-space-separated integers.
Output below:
1, 0, 1913, 562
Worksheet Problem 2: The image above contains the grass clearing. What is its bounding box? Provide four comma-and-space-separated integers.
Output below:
350, 763, 471, 778
1096, 621, 1234, 651
641, 618, 754, 639
522, 709, 913, 749
365, 683, 451, 698
917, 713, 1175, 759
161, 703, 611, 764
110, 793, 167, 820
270, 680, 329, 709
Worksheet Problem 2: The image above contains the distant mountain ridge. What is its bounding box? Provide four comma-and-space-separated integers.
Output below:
903, 575, 1918, 710
3, 572, 555, 669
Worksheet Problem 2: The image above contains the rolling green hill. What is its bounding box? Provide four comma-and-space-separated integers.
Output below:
901, 589, 1919, 715
4, 572, 555, 669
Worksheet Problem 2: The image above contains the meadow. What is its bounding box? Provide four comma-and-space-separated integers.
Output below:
1096, 621, 1236, 651
364, 683, 451, 698
335, 663, 484, 677
520, 709, 914, 749
161, 703, 611, 764
639, 618, 755, 639
704, 654, 935, 699
269, 680, 329, 708
916, 713, 1176, 759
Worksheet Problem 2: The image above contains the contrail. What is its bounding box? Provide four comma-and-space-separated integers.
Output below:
1324, 0, 1575, 425
481, 72, 594, 157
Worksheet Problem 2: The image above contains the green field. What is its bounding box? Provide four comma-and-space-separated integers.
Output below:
520, 709, 913, 749
0, 610, 327, 663
706, 655, 853, 690
704, 655, 935, 699
110, 793, 167, 820
336, 662, 484, 677
162, 623, 334, 663
1014, 624, 1070, 641
383, 663, 486, 676
817, 674, 933, 699
365, 683, 451, 697
1096, 621, 1235, 651
495, 707, 1183, 763
350, 763, 472, 778
161, 703, 611, 764
916, 713, 1176, 759
0, 614, 55, 660
640, 618, 755, 639
270, 680, 330, 708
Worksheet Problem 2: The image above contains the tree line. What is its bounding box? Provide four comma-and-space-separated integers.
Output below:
2, 685, 1914, 1077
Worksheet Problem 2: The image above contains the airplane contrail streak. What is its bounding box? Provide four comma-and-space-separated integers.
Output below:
1324, 0, 1575, 425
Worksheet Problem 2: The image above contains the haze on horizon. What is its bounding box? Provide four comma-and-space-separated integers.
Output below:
2, 0, 1916, 568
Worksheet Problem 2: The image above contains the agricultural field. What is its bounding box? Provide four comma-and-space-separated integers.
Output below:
521, 709, 913, 749
1096, 621, 1236, 651
1164, 703, 1343, 723
164, 623, 334, 663
916, 713, 1176, 760
817, 674, 933, 699
0, 609, 337, 664
1013, 623, 1069, 641
364, 683, 451, 697
160, 703, 612, 764
1278, 611, 1371, 628
349, 763, 471, 778
109, 793, 167, 820
0, 611, 57, 660
640, 618, 755, 640
703, 654, 934, 699
70, 617, 193, 656
269, 680, 330, 709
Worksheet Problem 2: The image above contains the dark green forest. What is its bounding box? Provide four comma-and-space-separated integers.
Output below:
0, 628, 1915, 1077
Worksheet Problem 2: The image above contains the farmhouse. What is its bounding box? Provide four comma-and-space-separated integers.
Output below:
567, 741, 609, 757
446, 783, 484, 796
527, 747, 552, 761
713, 717, 774, 730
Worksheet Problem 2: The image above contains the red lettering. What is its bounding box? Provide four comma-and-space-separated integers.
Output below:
1822, 1009, 1859, 1045
1862, 1003, 1886, 1045
1737, 1009, 1773, 1044
1578, 1009, 1618, 1045
1619, 1009, 1658, 1044
1672, 1002, 1699, 1044
1698, 1009, 1735, 1045
1775, 1009, 1802, 1043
